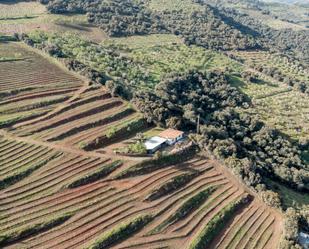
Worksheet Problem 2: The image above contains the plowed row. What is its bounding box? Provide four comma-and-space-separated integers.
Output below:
11, 86, 139, 147
0, 42, 83, 127
0, 153, 282, 249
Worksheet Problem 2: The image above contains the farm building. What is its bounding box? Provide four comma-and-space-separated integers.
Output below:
144, 136, 167, 154
159, 128, 184, 145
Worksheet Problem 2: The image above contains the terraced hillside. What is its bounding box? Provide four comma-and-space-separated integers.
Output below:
0, 42, 84, 128
0, 41, 283, 248
0, 142, 283, 249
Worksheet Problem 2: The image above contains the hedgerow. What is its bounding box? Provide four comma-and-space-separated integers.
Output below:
88, 214, 153, 249
67, 160, 122, 188
189, 194, 251, 249
150, 186, 217, 234
114, 147, 196, 179
145, 171, 201, 201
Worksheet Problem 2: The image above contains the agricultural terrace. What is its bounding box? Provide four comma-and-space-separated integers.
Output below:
0, 142, 283, 249
0, 1, 106, 43
0, 42, 84, 129
0, 40, 284, 248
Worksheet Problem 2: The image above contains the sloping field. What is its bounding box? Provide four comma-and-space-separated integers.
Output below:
0, 42, 283, 248
10, 86, 140, 148
229, 51, 309, 140
0, 42, 84, 128
0, 149, 283, 249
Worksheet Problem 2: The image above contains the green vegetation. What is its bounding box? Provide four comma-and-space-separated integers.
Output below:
0, 57, 24, 62
0, 110, 50, 128
105, 118, 146, 139
88, 214, 153, 249
0, 212, 73, 247
67, 161, 123, 188
26, 31, 242, 91
145, 171, 201, 201
189, 195, 250, 249
150, 186, 217, 234
115, 141, 147, 155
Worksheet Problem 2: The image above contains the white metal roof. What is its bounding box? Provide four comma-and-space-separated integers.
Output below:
144, 136, 167, 150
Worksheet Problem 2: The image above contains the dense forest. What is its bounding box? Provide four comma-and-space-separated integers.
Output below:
133, 71, 309, 193
39, 0, 259, 50
38, 0, 309, 65
213, 4, 309, 66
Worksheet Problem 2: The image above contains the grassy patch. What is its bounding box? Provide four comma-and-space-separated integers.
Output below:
88, 214, 153, 249
104, 34, 183, 50
189, 195, 250, 249
266, 178, 309, 208
243, 90, 309, 140
67, 161, 123, 188
0, 110, 50, 128
0, 57, 25, 62
0, 1, 46, 20
82, 117, 147, 150
146, 0, 201, 13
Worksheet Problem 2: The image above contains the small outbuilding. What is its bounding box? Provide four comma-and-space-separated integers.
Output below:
144, 136, 167, 154
159, 128, 184, 145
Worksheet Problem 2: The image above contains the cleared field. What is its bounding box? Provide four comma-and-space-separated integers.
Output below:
0, 42, 84, 128
10, 86, 141, 148
0, 151, 283, 249
0, 1, 46, 19
0, 1, 106, 42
